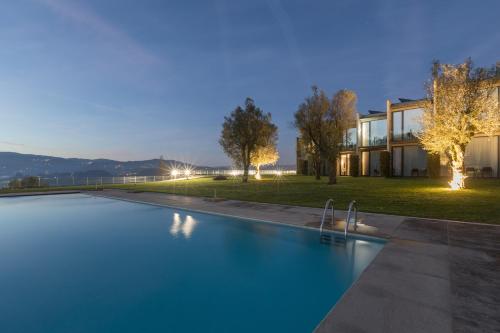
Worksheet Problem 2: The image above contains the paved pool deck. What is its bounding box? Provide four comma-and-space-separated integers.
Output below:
87, 189, 500, 333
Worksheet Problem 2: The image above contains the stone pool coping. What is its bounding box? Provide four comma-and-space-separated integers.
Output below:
0, 190, 82, 198
3, 189, 498, 332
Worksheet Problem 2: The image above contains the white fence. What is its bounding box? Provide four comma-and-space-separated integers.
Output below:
195, 169, 296, 176
1, 169, 296, 189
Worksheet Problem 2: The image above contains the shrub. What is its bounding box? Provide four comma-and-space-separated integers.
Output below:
8, 176, 45, 189
349, 154, 359, 177
380, 151, 390, 177
8, 179, 22, 189
213, 175, 228, 181
427, 153, 441, 178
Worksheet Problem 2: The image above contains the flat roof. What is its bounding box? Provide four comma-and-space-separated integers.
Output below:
359, 112, 387, 120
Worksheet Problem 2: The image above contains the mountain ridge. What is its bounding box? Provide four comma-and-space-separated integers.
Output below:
0, 152, 212, 178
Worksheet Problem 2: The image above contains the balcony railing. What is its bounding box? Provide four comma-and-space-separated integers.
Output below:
392, 131, 419, 142
360, 137, 387, 147
341, 143, 357, 151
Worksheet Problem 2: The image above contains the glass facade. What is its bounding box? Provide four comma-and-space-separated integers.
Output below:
360, 150, 383, 176
360, 119, 387, 147
370, 151, 381, 176
361, 151, 369, 176
393, 112, 403, 142
370, 120, 387, 146
361, 122, 369, 146
342, 128, 357, 150
392, 108, 423, 142
464, 136, 498, 177
403, 146, 427, 176
392, 146, 427, 176
392, 147, 402, 176
340, 154, 350, 176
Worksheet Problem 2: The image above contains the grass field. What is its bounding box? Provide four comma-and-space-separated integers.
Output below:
2, 175, 500, 224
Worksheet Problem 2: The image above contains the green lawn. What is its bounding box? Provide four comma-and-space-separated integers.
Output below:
2, 175, 500, 224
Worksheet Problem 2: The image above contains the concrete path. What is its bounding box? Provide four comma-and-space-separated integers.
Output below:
84, 190, 500, 332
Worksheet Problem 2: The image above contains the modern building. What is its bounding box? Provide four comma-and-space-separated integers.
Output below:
297, 72, 500, 178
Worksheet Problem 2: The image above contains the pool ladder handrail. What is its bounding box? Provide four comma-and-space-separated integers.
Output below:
344, 200, 358, 239
319, 198, 334, 234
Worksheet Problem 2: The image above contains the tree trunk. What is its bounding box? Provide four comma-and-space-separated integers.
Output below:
328, 157, 337, 185
315, 159, 321, 180
242, 163, 249, 183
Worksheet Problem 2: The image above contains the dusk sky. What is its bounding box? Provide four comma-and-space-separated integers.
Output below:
1, 0, 499, 166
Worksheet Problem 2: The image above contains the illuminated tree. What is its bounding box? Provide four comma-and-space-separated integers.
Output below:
251, 145, 279, 180
220, 98, 278, 183
294, 87, 357, 184
419, 59, 500, 190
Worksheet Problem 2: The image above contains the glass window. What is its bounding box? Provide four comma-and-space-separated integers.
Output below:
392, 112, 403, 141
343, 128, 357, 150
464, 136, 498, 177
361, 122, 369, 147
346, 128, 357, 148
370, 151, 381, 176
340, 154, 350, 176
392, 147, 402, 176
370, 119, 387, 146
403, 146, 427, 176
361, 151, 369, 176
403, 108, 423, 141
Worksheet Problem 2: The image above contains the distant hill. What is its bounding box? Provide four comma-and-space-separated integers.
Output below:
0, 152, 209, 178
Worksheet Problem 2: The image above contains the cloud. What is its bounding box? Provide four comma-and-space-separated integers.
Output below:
0, 141, 25, 147
34, 0, 160, 65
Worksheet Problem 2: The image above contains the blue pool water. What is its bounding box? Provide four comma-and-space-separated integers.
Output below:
0, 194, 384, 333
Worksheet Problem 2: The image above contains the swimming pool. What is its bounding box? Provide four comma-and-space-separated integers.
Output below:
0, 194, 384, 333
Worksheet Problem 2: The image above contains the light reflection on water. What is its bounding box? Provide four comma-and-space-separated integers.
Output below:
169, 212, 198, 239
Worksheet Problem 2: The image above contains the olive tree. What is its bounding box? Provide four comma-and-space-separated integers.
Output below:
220, 98, 278, 182
419, 59, 500, 190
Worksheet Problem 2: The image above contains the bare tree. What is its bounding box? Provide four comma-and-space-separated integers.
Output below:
220, 98, 278, 183
325, 89, 358, 184
294, 87, 330, 180
251, 145, 279, 180
294, 87, 357, 184
419, 58, 500, 190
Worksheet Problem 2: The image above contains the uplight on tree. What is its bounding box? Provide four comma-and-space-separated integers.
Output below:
251, 145, 279, 180
419, 59, 500, 190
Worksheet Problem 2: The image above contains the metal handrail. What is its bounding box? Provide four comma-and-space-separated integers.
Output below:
344, 200, 358, 239
319, 199, 334, 234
